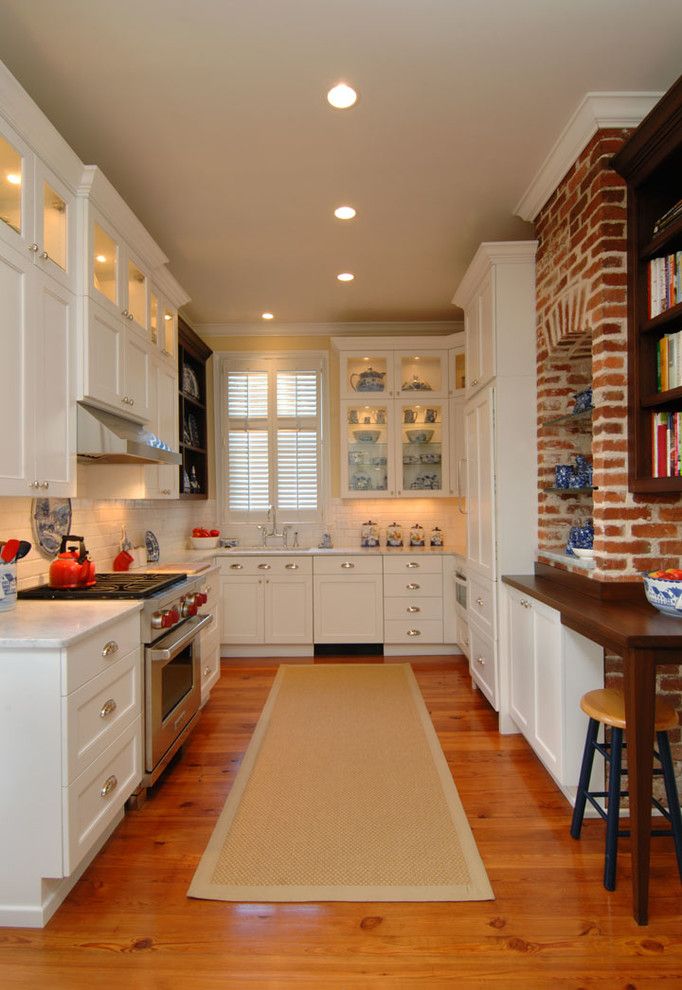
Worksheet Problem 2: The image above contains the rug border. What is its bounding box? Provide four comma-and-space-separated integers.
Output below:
188, 663, 494, 902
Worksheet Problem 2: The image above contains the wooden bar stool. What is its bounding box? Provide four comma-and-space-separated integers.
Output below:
570, 687, 682, 891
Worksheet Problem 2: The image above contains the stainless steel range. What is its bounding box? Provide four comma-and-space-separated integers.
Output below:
19, 571, 213, 786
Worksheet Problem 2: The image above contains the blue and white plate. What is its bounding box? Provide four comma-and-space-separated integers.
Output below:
32, 498, 72, 558
145, 530, 160, 563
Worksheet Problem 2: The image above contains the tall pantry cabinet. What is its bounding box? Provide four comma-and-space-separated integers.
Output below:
452, 242, 538, 711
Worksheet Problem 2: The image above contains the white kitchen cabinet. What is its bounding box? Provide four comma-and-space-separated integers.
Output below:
448, 394, 466, 503
395, 349, 448, 398
448, 339, 466, 397
453, 242, 538, 715
144, 355, 179, 499
198, 566, 221, 704
220, 556, 313, 648
383, 555, 446, 649
313, 555, 383, 644
81, 296, 151, 422
0, 238, 76, 497
0, 609, 143, 927
86, 203, 150, 338
341, 398, 395, 497
502, 584, 604, 795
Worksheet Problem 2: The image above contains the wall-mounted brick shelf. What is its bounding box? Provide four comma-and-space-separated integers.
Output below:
543, 487, 597, 494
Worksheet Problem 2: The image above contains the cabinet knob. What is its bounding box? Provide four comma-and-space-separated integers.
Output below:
406, 582, 420, 590
40, 481, 49, 489
101, 640, 119, 658
341, 562, 355, 569
127, 313, 134, 321
100, 774, 118, 798
99, 698, 117, 719
257, 563, 271, 570
39, 250, 49, 260
161, 489, 171, 495
407, 606, 421, 613
476, 597, 484, 606
29, 242, 39, 253
122, 309, 129, 317
229, 563, 244, 570
28, 480, 39, 489
476, 656, 486, 666
285, 563, 299, 570
407, 628, 421, 637
472, 377, 480, 386
204, 665, 210, 677
406, 562, 420, 569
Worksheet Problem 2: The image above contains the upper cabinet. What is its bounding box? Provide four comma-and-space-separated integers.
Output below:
339, 347, 449, 400
0, 121, 77, 292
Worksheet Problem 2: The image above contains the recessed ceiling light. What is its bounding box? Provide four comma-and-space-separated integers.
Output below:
262, 312, 274, 320
334, 205, 356, 220
337, 272, 354, 282
327, 83, 357, 109
6, 172, 21, 185
95, 254, 107, 263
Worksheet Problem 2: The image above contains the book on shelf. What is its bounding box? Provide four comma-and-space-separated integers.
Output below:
651, 411, 682, 478
647, 252, 682, 319
653, 197, 682, 236
656, 328, 682, 391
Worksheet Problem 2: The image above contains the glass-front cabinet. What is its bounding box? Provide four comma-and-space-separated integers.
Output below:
88, 206, 150, 338
341, 400, 395, 496
340, 351, 393, 399
0, 122, 76, 291
161, 303, 177, 362
448, 338, 466, 396
396, 350, 448, 398
398, 399, 448, 495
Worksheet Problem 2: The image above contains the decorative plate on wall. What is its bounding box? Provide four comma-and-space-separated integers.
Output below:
182, 365, 200, 399
145, 530, 160, 562
32, 498, 72, 558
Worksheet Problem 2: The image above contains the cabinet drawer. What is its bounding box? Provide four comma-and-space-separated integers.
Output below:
468, 572, 495, 634
201, 645, 221, 687
198, 570, 220, 610
199, 610, 219, 644
383, 572, 442, 597
384, 597, 442, 621
64, 647, 142, 784
220, 555, 313, 576
383, 555, 443, 575
384, 619, 443, 644
64, 610, 141, 695
63, 716, 142, 875
313, 555, 382, 575
202, 622, 221, 659
469, 621, 497, 709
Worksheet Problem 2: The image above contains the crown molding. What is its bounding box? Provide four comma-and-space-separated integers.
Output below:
196, 320, 462, 338
515, 92, 663, 222
452, 240, 538, 309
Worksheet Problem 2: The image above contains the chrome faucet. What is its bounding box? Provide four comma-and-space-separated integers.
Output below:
260, 504, 291, 547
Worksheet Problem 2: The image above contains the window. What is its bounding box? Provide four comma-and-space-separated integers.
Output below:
221, 353, 326, 522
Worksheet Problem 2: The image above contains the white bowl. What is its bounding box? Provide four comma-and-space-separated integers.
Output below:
406, 429, 434, 444
353, 429, 380, 443
190, 536, 219, 549
572, 548, 595, 559
642, 573, 682, 617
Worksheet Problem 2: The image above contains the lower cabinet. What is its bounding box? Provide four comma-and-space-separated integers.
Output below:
383, 554, 444, 646
220, 556, 313, 647
313, 556, 383, 644
467, 572, 498, 707
503, 584, 603, 791
198, 566, 221, 704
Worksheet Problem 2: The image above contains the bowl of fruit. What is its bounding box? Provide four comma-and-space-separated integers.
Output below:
190, 527, 220, 549
642, 568, 682, 617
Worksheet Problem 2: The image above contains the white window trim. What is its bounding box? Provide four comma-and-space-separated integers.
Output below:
214, 350, 330, 529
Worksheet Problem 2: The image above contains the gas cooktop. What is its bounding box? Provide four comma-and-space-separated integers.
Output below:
18, 572, 188, 600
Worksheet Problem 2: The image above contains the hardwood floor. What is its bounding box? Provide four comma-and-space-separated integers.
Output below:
2, 657, 681, 989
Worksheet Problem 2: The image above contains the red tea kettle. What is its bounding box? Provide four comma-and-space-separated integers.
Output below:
49, 535, 97, 589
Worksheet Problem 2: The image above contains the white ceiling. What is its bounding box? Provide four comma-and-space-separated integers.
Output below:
0, 0, 680, 327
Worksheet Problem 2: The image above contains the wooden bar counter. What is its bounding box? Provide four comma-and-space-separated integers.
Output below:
502, 567, 682, 926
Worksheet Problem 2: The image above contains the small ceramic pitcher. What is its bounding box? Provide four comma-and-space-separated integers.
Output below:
0, 562, 17, 611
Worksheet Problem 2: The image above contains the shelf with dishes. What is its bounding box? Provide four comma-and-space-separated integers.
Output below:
178, 317, 212, 499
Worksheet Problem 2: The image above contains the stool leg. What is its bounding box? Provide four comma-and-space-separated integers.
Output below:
571, 717, 599, 840
657, 730, 682, 881
604, 727, 623, 891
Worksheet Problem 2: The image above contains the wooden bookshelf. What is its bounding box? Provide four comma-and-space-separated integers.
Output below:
178, 317, 212, 499
612, 74, 682, 492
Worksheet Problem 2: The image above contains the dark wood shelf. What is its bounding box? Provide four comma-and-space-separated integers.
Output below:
543, 486, 597, 494
180, 442, 207, 455
180, 391, 206, 410
178, 318, 212, 499
179, 493, 208, 501
612, 73, 682, 493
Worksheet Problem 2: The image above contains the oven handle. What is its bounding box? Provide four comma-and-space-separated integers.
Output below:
148, 613, 213, 662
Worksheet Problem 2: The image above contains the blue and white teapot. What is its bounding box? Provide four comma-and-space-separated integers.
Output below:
350, 367, 386, 392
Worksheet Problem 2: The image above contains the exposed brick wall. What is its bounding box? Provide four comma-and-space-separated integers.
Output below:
534, 128, 682, 785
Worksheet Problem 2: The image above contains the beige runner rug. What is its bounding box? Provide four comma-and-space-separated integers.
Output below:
188, 664, 493, 902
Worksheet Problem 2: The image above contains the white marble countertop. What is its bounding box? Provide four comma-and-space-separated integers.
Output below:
205, 545, 465, 558
0, 600, 142, 649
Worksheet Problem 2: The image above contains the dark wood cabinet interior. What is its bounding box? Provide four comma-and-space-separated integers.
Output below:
178, 317, 213, 499
612, 75, 682, 492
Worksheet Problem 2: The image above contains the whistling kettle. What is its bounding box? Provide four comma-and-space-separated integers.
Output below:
49, 535, 97, 588
350, 367, 386, 392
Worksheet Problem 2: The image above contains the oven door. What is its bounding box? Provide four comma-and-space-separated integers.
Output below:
145, 613, 212, 773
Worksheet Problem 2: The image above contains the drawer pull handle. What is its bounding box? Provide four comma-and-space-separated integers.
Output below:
258, 563, 271, 570
407, 606, 421, 613
204, 665, 210, 676
406, 562, 420, 569
230, 563, 244, 570
341, 562, 355, 569
99, 698, 117, 718
476, 597, 484, 607
285, 563, 299, 570
100, 774, 118, 798
407, 628, 421, 637
476, 656, 486, 666
101, 640, 119, 658
406, 582, 420, 590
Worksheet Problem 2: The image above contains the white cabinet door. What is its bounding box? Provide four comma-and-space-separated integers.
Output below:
144, 358, 179, 499
478, 270, 495, 389
507, 587, 533, 735
32, 270, 76, 495
465, 385, 495, 580
0, 239, 33, 495
122, 329, 151, 422
313, 575, 383, 643
83, 297, 124, 411
468, 619, 496, 708
531, 600, 563, 779
220, 577, 265, 644
264, 575, 313, 644
448, 395, 465, 502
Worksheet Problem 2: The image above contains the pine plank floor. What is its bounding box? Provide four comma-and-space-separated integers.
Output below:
2, 656, 681, 989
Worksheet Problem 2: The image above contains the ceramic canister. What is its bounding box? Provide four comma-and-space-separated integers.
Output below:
0, 562, 17, 611
386, 522, 403, 547
430, 526, 443, 547
410, 524, 425, 547
361, 520, 380, 547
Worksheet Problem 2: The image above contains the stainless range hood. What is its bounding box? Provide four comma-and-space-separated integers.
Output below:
77, 402, 182, 466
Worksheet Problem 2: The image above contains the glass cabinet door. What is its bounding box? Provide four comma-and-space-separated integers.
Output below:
340, 352, 393, 399
342, 400, 393, 496
150, 290, 159, 344
396, 350, 448, 398
127, 257, 148, 330
0, 132, 25, 242
161, 305, 177, 361
398, 400, 448, 495
92, 220, 119, 306
449, 342, 466, 395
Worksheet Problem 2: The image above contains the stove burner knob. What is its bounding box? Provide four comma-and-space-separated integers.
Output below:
161, 610, 176, 628
168, 608, 180, 625
151, 611, 164, 629
181, 598, 198, 618
195, 592, 208, 606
